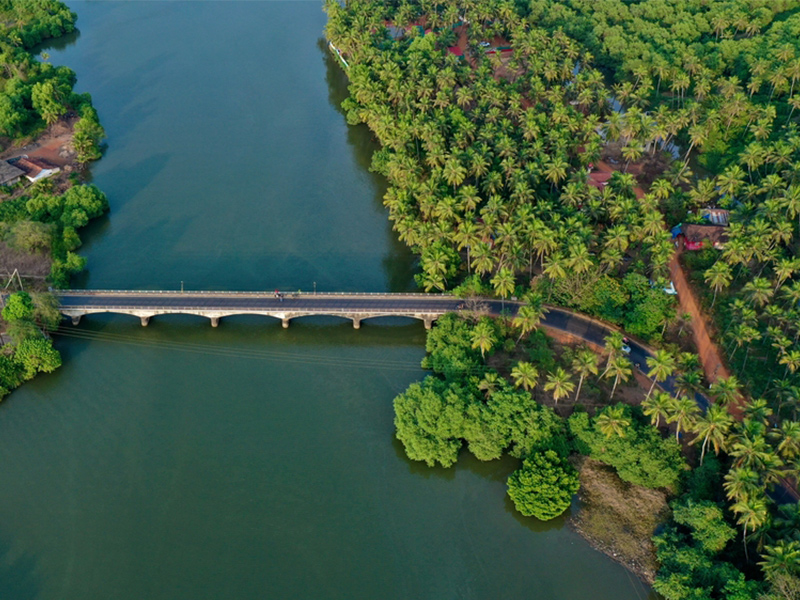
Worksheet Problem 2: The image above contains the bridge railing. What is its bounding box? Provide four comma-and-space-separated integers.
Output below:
58, 305, 456, 313
59, 290, 453, 298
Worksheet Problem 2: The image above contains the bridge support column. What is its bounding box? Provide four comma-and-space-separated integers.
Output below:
282, 318, 290, 329
352, 318, 361, 329
210, 317, 219, 328
423, 317, 434, 330
140, 316, 150, 327
71, 315, 81, 326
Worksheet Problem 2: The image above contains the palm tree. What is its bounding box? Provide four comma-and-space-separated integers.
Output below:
544, 368, 575, 404
641, 391, 675, 428
471, 320, 496, 359
704, 262, 733, 308
596, 405, 631, 438
605, 355, 632, 400
478, 372, 500, 398
743, 277, 774, 308
709, 375, 742, 408
511, 361, 539, 392
667, 395, 700, 442
645, 349, 677, 401
758, 540, 800, 578
724, 467, 761, 503
442, 156, 467, 193
512, 297, 546, 342
491, 268, 515, 313
572, 348, 599, 403
775, 421, 800, 461
690, 404, 734, 464
731, 494, 770, 562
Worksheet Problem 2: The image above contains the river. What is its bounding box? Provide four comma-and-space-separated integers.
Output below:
0, 3, 656, 598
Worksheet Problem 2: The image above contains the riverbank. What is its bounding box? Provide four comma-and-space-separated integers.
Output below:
0, 2, 108, 400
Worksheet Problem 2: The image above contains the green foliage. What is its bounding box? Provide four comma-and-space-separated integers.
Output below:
569, 406, 686, 489
14, 335, 61, 380
6, 219, 54, 253
393, 375, 471, 467
72, 104, 105, 163
2, 291, 34, 322
672, 499, 736, 554
421, 313, 482, 378
30, 292, 62, 331
507, 449, 579, 520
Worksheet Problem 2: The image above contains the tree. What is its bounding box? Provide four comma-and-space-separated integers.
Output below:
511, 361, 539, 391
73, 105, 106, 163
645, 349, 676, 401
569, 409, 685, 489
605, 355, 632, 400
393, 376, 471, 468
672, 499, 736, 554
31, 80, 67, 125
507, 449, 579, 520
571, 347, 599, 403
731, 494, 770, 561
705, 262, 732, 308
544, 367, 575, 404
14, 336, 61, 380
641, 391, 674, 428
491, 267, 515, 312
2, 292, 34, 322
759, 540, 800, 579
667, 395, 700, 442
690, 404, 733, 465
512, 295, 545, 342
470, 319, 496, 359
595, 404, 631, 438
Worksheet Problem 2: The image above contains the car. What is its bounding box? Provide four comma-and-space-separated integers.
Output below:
478, 41, 491, 47
621, 344, 631, 355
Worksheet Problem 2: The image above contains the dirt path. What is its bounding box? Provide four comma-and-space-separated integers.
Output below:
669, 246, 731, 385
0, 118, 76, 167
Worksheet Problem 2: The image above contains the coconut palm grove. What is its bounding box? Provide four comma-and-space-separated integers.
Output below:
326, 1, 800, 597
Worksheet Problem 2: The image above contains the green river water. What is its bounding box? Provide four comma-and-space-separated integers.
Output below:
0, 2, 656, 598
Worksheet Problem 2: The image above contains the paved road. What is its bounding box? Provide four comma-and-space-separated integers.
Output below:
57, 289, 661, 367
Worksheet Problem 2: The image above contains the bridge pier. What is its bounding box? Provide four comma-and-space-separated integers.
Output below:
71, 315, 81, 326
140, 316, 150, 327
210, 317, 219, 328
352, 318, 361, 329
423, 317, 434, 330
282, 318, 290, 329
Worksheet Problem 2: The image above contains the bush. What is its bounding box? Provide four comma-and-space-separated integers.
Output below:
507, 449, 580, 520
569, 407, 686, 490
2, 291, 35, 322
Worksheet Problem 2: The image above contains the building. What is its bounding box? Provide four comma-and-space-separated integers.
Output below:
11, 156, 60, 183
0, 161, 25, 186
682, 224, 728, 251
701, 208, 730, 226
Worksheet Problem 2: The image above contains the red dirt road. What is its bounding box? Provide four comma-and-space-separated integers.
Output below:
669, 247, 731, 385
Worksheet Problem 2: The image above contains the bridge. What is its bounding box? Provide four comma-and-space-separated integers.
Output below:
56, 289, 651, 369
57, 290, 480, 330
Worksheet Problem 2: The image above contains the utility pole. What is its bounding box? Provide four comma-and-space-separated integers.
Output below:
313, 281, 316, 295
181, 281, 184, 293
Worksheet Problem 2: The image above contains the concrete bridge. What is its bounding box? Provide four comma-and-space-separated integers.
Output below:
57, 290, 490, 330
